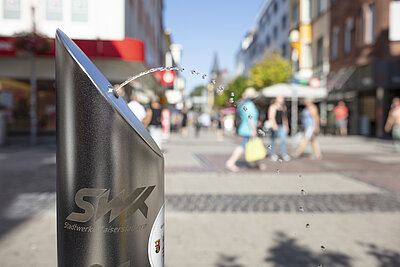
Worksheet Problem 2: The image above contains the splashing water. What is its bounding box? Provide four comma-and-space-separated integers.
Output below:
229, 98, 234, 103
318, 264, 323, 267
306, 223, 310, 228
230, 92, 235, 97
216, 86, 224, 95
299, 206, 304, 212
191, 69, 200, 75
202, 74, 207, 79
301, 189, 306, 195
258, 129, 266, 136
210, 80, 216, 85
321, 245, 326, 250
116, 66, 184, 91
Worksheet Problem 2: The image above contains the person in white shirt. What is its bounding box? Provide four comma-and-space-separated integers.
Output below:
127, 92, 146, 122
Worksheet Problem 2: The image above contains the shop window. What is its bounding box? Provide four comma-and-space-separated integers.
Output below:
46, 0, 63, 21
4, 0, 20, 19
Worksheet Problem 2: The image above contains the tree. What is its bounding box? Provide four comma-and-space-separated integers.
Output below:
190, 85, 207, 97
214, 76, 248, 108
248, 54, 292, 90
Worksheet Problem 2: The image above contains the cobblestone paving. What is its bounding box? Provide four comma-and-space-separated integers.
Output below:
166, 193, 400, 213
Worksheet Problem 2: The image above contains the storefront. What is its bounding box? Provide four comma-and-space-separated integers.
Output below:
327, 60, 400, 137
0, 36, 164, 135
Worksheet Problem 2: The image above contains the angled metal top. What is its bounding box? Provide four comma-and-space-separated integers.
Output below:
55, 29, 162, 157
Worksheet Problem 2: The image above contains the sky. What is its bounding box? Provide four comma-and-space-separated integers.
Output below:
164, 0, 265, 94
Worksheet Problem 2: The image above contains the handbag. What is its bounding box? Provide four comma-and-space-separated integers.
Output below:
245, 137, 267, 162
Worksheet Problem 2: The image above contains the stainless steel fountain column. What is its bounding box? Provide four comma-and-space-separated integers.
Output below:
56, 29, 164, 267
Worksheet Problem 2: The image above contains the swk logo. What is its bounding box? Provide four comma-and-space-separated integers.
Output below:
66, 186, 156, 223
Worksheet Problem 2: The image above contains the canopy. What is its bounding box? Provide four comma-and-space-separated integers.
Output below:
261, 83, 327, 99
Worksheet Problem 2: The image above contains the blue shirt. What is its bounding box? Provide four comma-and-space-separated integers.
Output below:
238, 99, 259, 137
302, 107, 315, 128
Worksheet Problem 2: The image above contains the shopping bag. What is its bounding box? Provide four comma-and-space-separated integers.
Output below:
245, 137, 267, 162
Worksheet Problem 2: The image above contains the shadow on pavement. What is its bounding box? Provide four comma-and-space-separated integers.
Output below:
265, 232, 352, 267
359, 242, 400, 267
215, 253, 244, 267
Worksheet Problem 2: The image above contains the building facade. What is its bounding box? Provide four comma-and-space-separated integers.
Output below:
327, 0, 400, 137
236, 0, 291, 77
0, 0, 167, 134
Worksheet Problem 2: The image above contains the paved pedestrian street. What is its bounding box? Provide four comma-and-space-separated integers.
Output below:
0, 133, 399, 266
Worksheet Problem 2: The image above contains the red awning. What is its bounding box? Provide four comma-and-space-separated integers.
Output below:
0, 36, 144, 62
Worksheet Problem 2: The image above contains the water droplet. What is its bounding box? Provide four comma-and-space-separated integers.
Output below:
278, 159, 283, 163
321, 245, 326, 250
166, 66, 171, 70
202, 74, 207, 79
276, 169, 280, 174
299, 174, 302, 178
299, 206, 304, 212
191, 69, 196, 74
229, 98, 234, 103
317, 264, 323, 267
267, 144, 272, 150
217, 86, 224, 95
230, 92, 234, 97
248, 115, 253, 119
306, 223, 310, 228
258, 129, 265, 136
243, 106, 247, 111
301, 189, 306, 196
211, 80, 216, 85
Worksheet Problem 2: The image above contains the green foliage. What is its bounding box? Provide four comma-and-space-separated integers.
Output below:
214, 75, 248, 108
190, 85, 207, 97
248, 54, 292, 90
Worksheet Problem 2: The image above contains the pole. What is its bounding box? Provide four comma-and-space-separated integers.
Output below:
291, 84, 298, 136
56, 29, 165, 267
30, 52, 37, 145
30, 6, 37, 145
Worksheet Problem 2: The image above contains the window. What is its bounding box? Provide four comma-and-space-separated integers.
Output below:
274, 2, 278, 13
344, 18, 354, 53
292, 3, 299, 26
331, 26, 339, 60
364, 3, 376, 44
266, 35, 271, 46
282, 15, 287, 30
281, 43, 287, 58
46, 0, 63, 21
3, 0, 20, 19
273, 26, 278, 39
317, 0, 325, 15
71, 0, 88, 22
359, 8, 364, 45
317, 37, 323, 66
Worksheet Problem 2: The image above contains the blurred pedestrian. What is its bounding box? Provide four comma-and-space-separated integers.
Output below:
225, 88, 265, 172
194, 109, 202, 138
127, 91, 146, 123
146, 97, 163, 149
216, 110, 224, 140
268, 96, 290, 161
384, 97, 400, 152
294, 99, 322, 159
333, 101, 349, 136
180, 107, 188, 137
